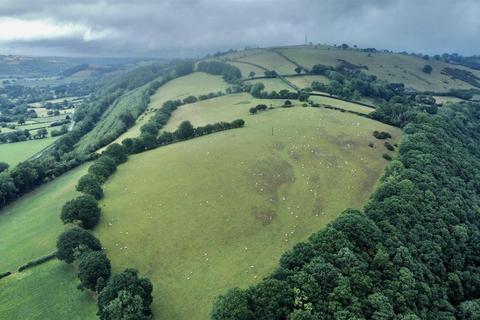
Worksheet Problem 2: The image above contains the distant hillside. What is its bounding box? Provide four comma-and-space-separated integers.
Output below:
0, 55, 162, 78
216, 45, 480, 93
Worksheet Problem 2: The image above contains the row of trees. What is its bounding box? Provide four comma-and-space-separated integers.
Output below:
211, 95, 480, 318
56, 142, 154, 319
197, 61, 242, 83
124, 119, 245, 154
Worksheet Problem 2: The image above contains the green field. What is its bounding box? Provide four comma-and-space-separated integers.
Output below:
95, 95, 401, 320
245, 77, 293, 91
0, 136, 59, 167
226, 61, 266, 79
109, 72, 230, 145
0, 164, 88, 272
274, 46, 480, 92
0, 259, 96, 320
285, 74, 330, 89
309, 95, 375, 114
235, 50, 297, 75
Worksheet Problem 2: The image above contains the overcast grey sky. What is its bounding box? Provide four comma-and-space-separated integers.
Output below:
0, 0, 478, 57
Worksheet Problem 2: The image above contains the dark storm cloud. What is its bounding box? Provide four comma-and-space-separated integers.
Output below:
0, 0, 478, 57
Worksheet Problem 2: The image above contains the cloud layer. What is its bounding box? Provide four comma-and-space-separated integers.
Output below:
0, 0, 478, 57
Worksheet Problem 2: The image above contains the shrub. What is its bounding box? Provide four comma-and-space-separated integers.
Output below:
283, 100, 293, 108
422, 64, 433, 74
56, 227, 102, 263
384, 141, 395, 151
382, 153, 392, 161
61, 195, 101, 229
373, 130, 391, 139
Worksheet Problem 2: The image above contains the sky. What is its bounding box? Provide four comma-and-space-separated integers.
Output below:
0, 0, 478, 58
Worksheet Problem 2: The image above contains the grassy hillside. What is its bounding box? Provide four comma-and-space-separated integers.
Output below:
95, 98, 401, 319
0, 137, 59, 167
245, 78, 292, 91
0, 164, 88, 272
109, 72, 230, 144
285, 74, 330, 89
220, 46, 480, 92
0, 259, 96, 320
277, 46, 480, 92
309, 95, 375, 114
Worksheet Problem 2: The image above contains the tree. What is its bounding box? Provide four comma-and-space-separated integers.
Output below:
103, 290, 150, 320
249, 107, 258, 114
97, 269, 153, 320
56, 227, 102, 263
176, 121, 194, 140
0, 162, 9, 173
88, 156, 117, 182
103, 143, 128, 164
249, 71, 256, 78
211, 288, 253, 320
77, 174, 104, 199
295, 66, 303, 74
422, 64, 433, 74
61, 195, 101, 229
77, 251, 111, 291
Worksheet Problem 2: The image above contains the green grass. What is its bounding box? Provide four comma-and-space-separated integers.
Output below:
309, 95, 375, 114
109, 72, 230, 145
0, 136, 59, 167
235, 50, 297, 75
0, 163, 88, 272
275, 46, 480, 92
245, 78, 293, 92
285, 74, 330, 89
226, 61, 266, 79
95, 94, 401, 320
0, 259, 96, 320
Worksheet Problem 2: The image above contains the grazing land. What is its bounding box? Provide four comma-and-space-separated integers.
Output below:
0, 136, 60, 166
0, 164, 88, 272
273, 46, 480, 92
95, 99, 401, 319
0, 259, 96, 320
244, 77, 293, 92
285, 74, 330, 89
109, 72, 230, 144
309, 95, 375, 114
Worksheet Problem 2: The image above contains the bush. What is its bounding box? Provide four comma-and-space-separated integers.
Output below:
103, 143, 128, 164
56, 227, 102, 263
77, 174, 104, 199
382, 153, 392, 161
77, 251, 111, 292
373, 130, 391, 139
61, 195, 101, 229
422, 64, 433, 74
384, 141, 395, 151
176, 121, 195, 140
283, 100, 293, 108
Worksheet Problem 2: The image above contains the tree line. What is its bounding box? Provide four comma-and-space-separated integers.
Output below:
55, 143, 154, 319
